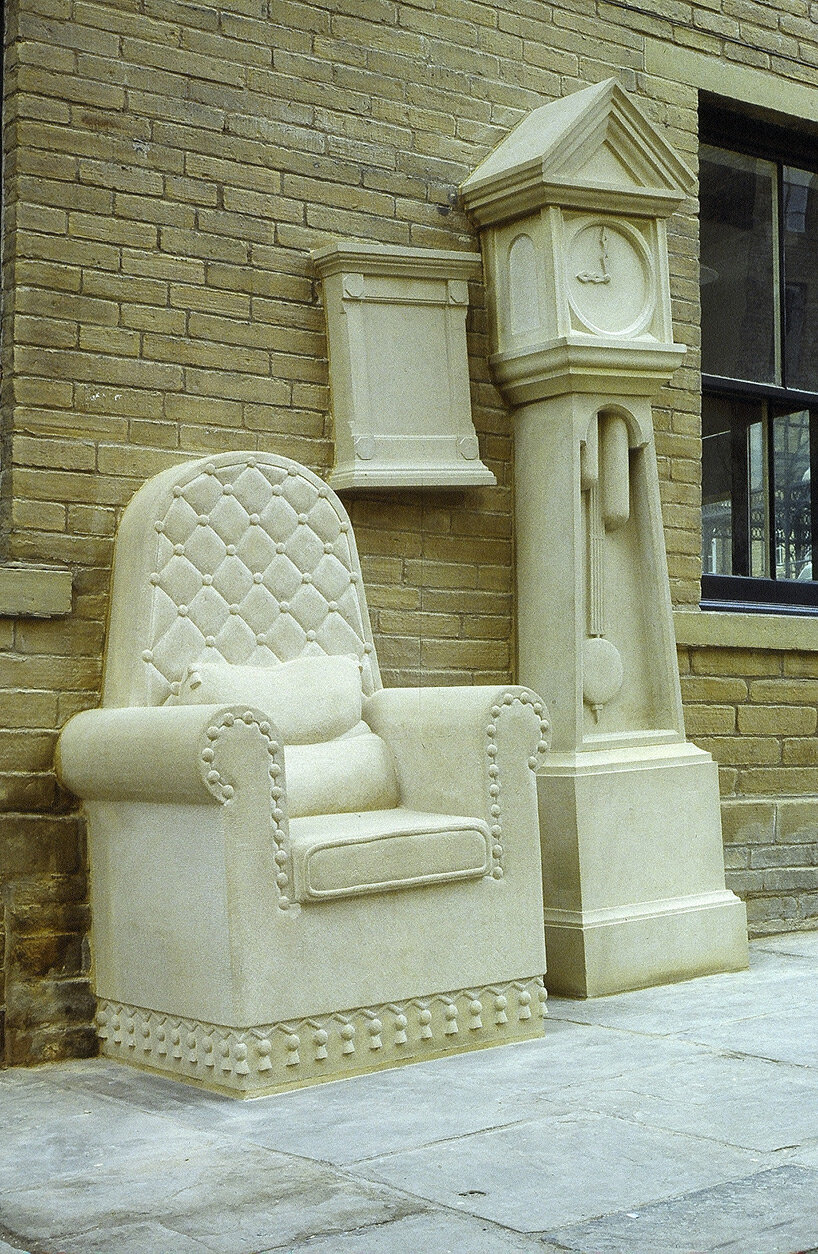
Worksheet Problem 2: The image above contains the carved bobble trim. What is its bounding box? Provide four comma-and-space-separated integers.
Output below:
199, 708, 291, 909
486, 690, 551, 878
95, 977, 546, 1095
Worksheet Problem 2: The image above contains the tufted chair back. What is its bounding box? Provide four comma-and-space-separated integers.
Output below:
102, 452, 381, 708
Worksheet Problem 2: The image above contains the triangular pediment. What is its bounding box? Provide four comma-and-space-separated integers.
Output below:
461, 79, 695, 226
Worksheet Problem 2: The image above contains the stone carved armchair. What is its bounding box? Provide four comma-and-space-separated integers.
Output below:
57, 451, 550, 1096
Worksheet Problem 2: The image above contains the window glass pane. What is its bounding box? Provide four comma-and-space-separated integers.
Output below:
700, 146, 778, 384
701, 395, 734, 575
783, 166, 818, 392
748, 418, 770, 578
772, 408, 812, 580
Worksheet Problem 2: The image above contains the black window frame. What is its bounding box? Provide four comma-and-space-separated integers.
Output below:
699, 98, 818, 615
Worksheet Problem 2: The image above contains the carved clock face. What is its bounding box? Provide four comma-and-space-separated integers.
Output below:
567, 219, 656, 338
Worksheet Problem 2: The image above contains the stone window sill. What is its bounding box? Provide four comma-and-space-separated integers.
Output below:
674, 610, 818, 654
0, 565, 72, 617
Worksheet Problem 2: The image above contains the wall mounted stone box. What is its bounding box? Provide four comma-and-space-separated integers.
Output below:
313, 243, 495, 489
55, 451, 549, 1096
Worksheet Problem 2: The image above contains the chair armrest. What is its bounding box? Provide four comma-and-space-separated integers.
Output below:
364, 685, 550, 820
56, 704, 286, 806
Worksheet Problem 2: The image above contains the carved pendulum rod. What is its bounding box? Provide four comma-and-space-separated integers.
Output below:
581, 413, 626, 723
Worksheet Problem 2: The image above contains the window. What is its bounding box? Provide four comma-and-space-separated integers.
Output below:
699, 103, 818, 612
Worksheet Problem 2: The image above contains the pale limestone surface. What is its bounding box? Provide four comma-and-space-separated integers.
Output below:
461, 79, 748, 996
55, 451, 549, 1096
1, 935, 817, 1253
313, 242, 495, 488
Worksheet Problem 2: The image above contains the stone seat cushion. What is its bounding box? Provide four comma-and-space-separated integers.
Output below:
289, 807, 492, 902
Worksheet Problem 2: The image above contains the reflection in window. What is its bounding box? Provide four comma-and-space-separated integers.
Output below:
700, 146, 777, 385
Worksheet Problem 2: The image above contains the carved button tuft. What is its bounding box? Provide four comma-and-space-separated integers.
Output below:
257, 1038, 271, 1056
313, 1029, 328, 1046
223, 483, 234, 495
279, 602, 289, 614
301, 572, 312, 584
197, 515, 209, 526
174, 544, 184, 556
206, 770, 220, 784
274, 849, 288, 866
205, 464, 216, 475
540, 719, 550, 733
203, 574, 213, 585
486, 724, 496, 737
487, 744, 497, 758
226, 545, 236, 556
276, 542, 285, 554
256, 632, 266, 644
178, 605, 188, 616
229, 604, 239, 615
503, 693, 514, 705
259, 720, 271, 735
418, 1009, 432, 1026
170, 682, 180, 696
206, 726, 219, 739
323, 541, 333, 554
223, 713, 235, 726
491, 824, 502, 837
206, 636, 216, 647
328, 601, 337, 612
363, 642, 373, 654
533, 702, 543, 716
538, 740, 549, 753
340, 1024, 355, 1041
286, 1034, 300, 1050
528, 756, 538, 770
520, 692, 529, 704
278, 896, 289, 909
276, 872, 289, 889
272, 484, 283, 495
141, 650, 153, 663
287, 466, 297, 476
488, 765, 499, 778
519, 991, 532, 1006
491, 804, 501, 818
306, 630, 316, 642
495, 994, 507, 1010
149, 573, 159, 585
173, 485, 183, 497
491, 705, 501, 718
271, 786, 282, 800
492, 866, 504, 879
273, 807, 284, 823
297, 513, 307, 525
340, 521, 350, 533
250, 514, 260, 525
201, 748, 214, 763
444, 1005, 457, 1020
154, 521, 164, 533
350, 572, 359, 583
269, 763, 281, 778
492, 843, 503, 857
469, 1000, 482, 1014
222, 784, 234, 800
242, 711, 254, 724
489, 784, 500, 797
247, 457, 257, 468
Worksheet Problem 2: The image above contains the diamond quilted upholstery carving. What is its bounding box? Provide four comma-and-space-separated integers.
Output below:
135, 453, 379, 703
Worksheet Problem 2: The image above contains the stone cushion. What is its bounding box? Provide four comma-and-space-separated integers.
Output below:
289, 808, 492, 901
285, 731, 400, 819
172, 655, 362, 745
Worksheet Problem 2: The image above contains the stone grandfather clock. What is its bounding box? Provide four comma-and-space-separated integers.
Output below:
462, 79, 748, 996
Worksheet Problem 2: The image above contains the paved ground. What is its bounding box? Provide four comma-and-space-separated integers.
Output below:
2, 933, 818, 1254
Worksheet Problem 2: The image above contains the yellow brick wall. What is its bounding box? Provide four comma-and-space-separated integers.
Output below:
2, 0, 818, 1061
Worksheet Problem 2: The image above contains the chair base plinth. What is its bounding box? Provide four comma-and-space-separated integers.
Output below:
95, 976, 547, 1098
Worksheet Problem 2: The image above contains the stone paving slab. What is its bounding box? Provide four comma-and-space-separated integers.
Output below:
1, 933, 818, 1254
544, 1164, 818, 1254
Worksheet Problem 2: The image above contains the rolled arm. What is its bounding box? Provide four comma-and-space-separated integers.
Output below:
56, 704, 286, 806
364, 685, 550, 818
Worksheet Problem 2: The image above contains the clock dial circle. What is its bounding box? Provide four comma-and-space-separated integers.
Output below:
567, 221, 655, 337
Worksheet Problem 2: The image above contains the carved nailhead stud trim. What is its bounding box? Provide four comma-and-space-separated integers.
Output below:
199, 708, 291, 908
486, 690, 551, 877
96, 976, 546, 1096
